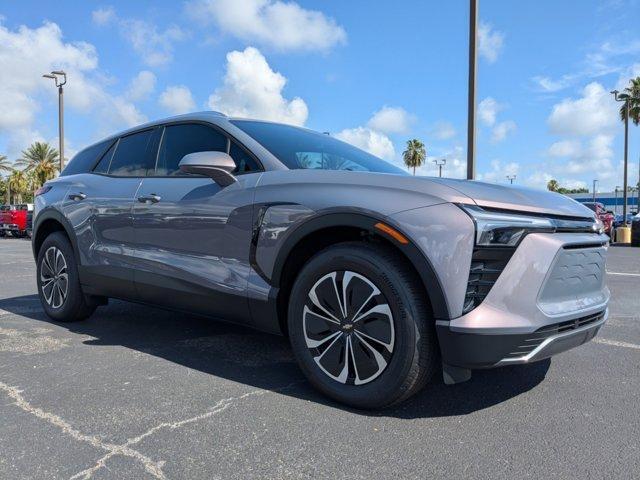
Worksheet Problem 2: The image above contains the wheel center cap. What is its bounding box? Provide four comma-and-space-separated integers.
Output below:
342, 323, 354, 332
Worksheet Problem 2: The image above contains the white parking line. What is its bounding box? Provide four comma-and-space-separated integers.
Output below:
607, 271, 640, 277
594, 338, 640, 350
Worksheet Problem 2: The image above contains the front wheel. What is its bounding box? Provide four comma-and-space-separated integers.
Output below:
36, 232, 96, 322
288, 242, 438, 409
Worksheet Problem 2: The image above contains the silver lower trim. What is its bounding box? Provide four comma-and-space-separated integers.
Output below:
495, 312, 607, 366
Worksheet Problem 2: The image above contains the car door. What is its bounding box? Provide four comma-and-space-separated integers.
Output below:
63, 129, 157, 299
132, 122, 262, 323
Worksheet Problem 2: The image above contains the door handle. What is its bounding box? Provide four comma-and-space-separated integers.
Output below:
137, 194, 161, 204
68, 192, 87, 201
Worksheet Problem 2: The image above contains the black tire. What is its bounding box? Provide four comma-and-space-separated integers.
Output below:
288, 242, 438, 409
36, 231, 96, 322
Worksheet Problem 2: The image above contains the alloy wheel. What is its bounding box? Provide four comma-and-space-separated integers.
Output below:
40, 246, 69, 309
303, 271, 395, 385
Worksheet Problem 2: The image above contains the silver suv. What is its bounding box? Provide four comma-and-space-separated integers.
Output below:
33, 111, 609, 408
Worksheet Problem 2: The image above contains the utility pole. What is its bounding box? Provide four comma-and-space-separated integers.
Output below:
466, 0, 478, 180
506, 174, 516, 184
592, 179, 598, 204
611, 90, 630, 226
43, 70, 67, 173
433, 158, 446, 178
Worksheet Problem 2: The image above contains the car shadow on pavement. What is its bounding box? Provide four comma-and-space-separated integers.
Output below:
1, 295, 550, 419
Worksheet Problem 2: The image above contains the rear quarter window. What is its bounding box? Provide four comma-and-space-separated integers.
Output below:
61, 139, 114, 176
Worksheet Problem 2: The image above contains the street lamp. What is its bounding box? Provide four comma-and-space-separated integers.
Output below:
506, 174, 516, 184
611, 90, 630, 226
592, 179, 598, 204
466, 0, 478, 180
433, 158, 446, 178
615, 186, 621, 215
43, 70, 67, 173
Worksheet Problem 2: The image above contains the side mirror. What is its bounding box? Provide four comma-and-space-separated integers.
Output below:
178, 151, 237, 187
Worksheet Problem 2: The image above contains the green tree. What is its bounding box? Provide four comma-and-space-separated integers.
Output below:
547, 179, 559, 192
618, 76, 640, 125
0, 154, 13, 204
402, 139, 426, 176
8, 169, 28, 204
16, 142, 59, 190
0, 154, 12, 174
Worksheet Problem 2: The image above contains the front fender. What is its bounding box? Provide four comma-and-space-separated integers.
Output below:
253, 205, 452, 320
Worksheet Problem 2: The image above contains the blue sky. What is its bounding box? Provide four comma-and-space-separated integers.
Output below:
0, 0, 639, 191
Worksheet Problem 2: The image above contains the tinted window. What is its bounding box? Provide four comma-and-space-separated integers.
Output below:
61, 140, 113, 176
156, 124, 228, 176
92, 141, 117, 174
229, 141, 260, 173
108, 130, 155, 176
231, 120, 406, 175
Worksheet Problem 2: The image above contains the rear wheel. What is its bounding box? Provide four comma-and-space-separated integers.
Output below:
37, 232, 96, 322
288, 242, 438, 409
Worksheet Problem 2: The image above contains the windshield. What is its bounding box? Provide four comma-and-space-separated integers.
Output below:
231, 120, 406, 175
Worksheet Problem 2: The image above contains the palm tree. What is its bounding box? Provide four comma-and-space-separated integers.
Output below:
0, 154, 12, 174
0, 154, 13, 204
402, 139, 426, 176
618, 76, 640, 125
547, 179, 559, 192
16, 142, 59, 190
8, 169, 28, 204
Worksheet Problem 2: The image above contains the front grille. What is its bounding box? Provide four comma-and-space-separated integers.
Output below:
503, 311, 605, 359
463, 247, 514, 314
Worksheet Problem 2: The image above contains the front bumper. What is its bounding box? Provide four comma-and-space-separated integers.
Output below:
436, 232, 610, 369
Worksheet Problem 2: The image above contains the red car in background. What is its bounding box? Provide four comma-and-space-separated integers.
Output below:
0, 204, 33, 238
582, 202, 614, 235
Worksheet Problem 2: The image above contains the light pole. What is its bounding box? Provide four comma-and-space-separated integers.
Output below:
592, 179, 598, 204
433, 158, 446, 178
615, 186, 620, 215
466, 0, 478, 180
611, 90, 630, 226
43, 70, 67, 173
506, 174, 516, 184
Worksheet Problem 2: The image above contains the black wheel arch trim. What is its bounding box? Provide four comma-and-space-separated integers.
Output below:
264, 207, 451, 320
32, 207, 81, 263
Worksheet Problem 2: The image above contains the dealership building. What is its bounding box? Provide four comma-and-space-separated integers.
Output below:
567, 191, 639, 214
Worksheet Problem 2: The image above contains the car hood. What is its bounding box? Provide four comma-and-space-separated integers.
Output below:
426, 178, 595, 218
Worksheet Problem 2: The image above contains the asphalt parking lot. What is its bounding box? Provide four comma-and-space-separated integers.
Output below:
0, 238, 638, 479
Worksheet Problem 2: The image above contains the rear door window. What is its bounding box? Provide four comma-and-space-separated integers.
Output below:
108, 130, 156, 176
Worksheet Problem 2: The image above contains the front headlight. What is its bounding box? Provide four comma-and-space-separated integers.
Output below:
461, 205, 555, 247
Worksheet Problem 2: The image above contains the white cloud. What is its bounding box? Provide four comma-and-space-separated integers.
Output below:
532, 75, 573, 93
186, 0, 346, 52
159, 85, 196, 114
413, 145, 467, 179
126, 70, 156, 101
432, 121, 456, 140
547, 139, 581, 158
207, 47, 308, 125
91, 7, 116, 26
548, 82, 618, 136
556, 134, 615, 176
478, 22, 504, 63
478, 159, 519, 183
120, 19, 186, 67
0, 20, 145, 157
335, 127, 395, 160
491, 120, 516, 143
366, 106, 414, 134
478, 97, 501, 126
93, 8, 186, 67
